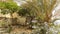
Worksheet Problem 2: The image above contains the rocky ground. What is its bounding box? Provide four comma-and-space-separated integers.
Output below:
0, 17, 32, 34
0, 26, 32, 34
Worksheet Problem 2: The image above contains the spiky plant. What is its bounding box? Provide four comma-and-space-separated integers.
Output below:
18, 0, 58, 34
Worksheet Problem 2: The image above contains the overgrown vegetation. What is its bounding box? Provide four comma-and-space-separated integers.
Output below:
0, 0, 59, 34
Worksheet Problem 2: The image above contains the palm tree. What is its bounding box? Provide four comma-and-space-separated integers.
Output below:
18, 0, 58, 34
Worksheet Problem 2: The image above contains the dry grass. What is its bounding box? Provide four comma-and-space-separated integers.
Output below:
11, 26, 32, 34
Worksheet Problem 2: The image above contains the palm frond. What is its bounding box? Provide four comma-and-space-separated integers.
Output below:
21, 0, 57, 22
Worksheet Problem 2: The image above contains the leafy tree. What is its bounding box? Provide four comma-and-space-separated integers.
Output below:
0, 1, 19, 14
0, 1, 20, 33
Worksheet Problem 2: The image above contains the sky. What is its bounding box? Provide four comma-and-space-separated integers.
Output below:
52, 2, 60, 25
13, 0, 27, 6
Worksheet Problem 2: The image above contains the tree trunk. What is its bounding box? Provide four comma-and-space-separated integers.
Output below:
25, 16, 34, 29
